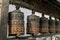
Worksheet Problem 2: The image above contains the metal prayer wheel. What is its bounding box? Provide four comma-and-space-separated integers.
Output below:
27, 11, 40, 36
9, 9, 24, 36
55, 19, 60, 33
49, 17, 55, 33
40, 14, 49, 33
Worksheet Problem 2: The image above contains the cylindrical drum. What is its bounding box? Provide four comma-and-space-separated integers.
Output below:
56, 20, 60, 33
40, 17, 49, 33
49, 19, 55, 33
9, 10, 24, 36
27, 15, 40, 36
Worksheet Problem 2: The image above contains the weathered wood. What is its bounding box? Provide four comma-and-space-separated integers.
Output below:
1, 0, 8, 39
1, 0, 19, 40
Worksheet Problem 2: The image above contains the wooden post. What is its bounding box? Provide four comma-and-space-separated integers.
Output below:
1, 0, 19, 40
1, 0, 9, 40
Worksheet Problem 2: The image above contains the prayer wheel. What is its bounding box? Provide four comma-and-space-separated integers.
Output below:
9, 6, 24, 36
55, 18, 60, 33
27, 10, 40, 36
49, 17, 55, 33
40, 14, 49, 34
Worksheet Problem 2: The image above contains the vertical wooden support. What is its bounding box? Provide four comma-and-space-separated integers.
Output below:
1, 0, 19, 40
1, 0, 9, 40
0, 0, 2, 23
0, 0, 2, 39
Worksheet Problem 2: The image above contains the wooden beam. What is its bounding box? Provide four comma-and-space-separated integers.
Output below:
9, 0, 60, 18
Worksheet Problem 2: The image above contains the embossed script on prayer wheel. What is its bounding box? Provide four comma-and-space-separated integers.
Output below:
56, 19, 60, 33
27, 11, 40, 36
9, 10, 24, 36
49, 17, 55, 33
40, 16, 49, 33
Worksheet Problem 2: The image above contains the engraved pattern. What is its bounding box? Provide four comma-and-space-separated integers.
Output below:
27, 15, 40, 35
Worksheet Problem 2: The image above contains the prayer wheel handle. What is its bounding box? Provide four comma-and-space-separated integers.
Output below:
15, 4, 20, 10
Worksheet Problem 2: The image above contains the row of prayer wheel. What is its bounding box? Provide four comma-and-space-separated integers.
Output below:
8, 7, 60, 36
